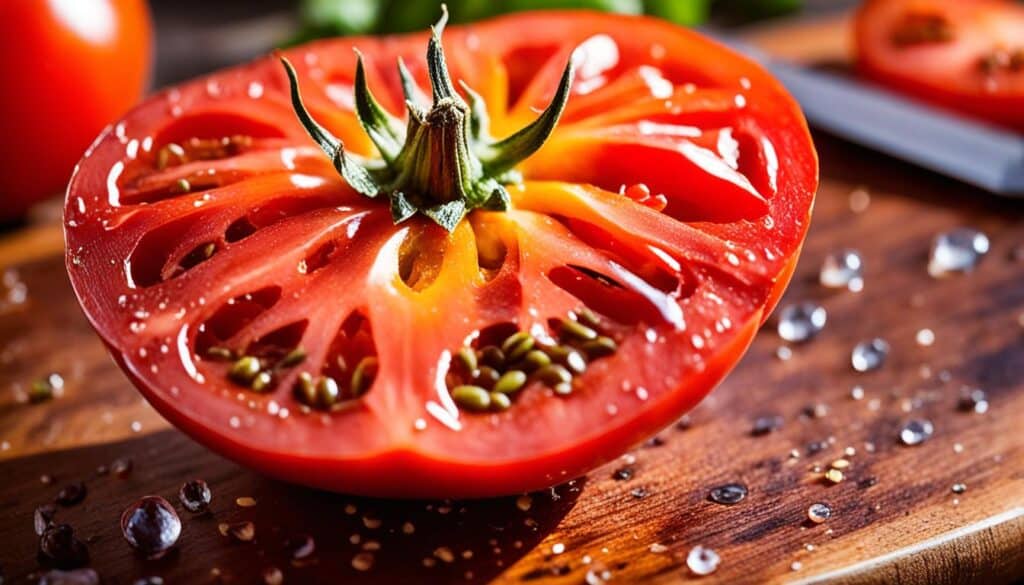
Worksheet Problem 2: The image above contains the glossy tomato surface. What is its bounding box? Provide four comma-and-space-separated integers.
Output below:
65, 12, 816, 497
855, 0, 1024, 131
0, 0, 152, 221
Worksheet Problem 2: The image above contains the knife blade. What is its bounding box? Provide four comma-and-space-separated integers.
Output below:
715, 35, 1024, 197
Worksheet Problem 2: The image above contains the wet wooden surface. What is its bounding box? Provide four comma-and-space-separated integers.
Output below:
2, 17, 1024, 585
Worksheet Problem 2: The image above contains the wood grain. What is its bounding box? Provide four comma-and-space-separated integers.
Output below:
2, 19, 1024, 585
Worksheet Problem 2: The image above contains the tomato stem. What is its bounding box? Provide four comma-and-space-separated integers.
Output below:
281, 6, 574, 231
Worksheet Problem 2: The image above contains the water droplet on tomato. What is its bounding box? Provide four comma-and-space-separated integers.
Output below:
247, 81, 264, 99
205, 79, 222, 97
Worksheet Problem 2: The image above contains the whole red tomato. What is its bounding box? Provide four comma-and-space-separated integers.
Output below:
855, 0, 1024, 132
0, 0, 152, 221
65, 11, 816, 497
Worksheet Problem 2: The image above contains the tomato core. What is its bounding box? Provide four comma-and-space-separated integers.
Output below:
281, 8, 574, 232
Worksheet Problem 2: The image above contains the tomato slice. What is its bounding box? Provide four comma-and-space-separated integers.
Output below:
855, 0, 1024, 131
64, 12, 816, 497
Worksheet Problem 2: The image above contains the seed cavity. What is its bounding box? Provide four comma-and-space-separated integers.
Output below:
155, 135, 254, 171
292, 355, 378, 411
219, 346, 308, 394
447, 310, 619, 413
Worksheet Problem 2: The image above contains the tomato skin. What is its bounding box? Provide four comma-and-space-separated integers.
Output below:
855, 0, 1024, 131
65, 12, 816, 497
0, 0, 152, 221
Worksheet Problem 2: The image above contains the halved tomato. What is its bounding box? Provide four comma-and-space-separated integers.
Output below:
855, 0, 1024, 131
64, 11, 816, 497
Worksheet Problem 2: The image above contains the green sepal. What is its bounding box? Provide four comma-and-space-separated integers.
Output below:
422, 198, 467, 232
480, 58, 574, 175
397, 57, 428, 109
282, 6, 573, 233
281, 56, 381, 198
459, 80, 490, 142
390, 191, 418, 223
353, 50, 404, 163
481, 184, 511, 211
426, 7, 461, 104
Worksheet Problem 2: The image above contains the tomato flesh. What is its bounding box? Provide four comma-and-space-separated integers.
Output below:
855, 0, 1024, 131
65, 12, 816, 497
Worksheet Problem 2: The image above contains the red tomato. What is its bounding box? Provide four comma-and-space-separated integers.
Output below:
64, 12, 816, 497
855, 0, 1024, 131
0, 0, 152, 221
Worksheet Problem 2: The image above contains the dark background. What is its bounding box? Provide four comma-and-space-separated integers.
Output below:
149, 0, 859, 86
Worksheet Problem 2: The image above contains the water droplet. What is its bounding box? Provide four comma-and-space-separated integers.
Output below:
775, 346, 793, 361
807, 502, 832, 523
849, 187, 870, 213
585, 568, 613, 585
820, 249, 864, 291
777, 302, 827, 343
951, 483, 967, 494
928, 228, 989, 277
686, 545, 720, 576
552, 542, 566, 555
957, 388, 988, 414
899, 419, 934, 446
38, 524, 90, 569
283, 533, 316, 560
121, 496, 181, 559
915, 328, 935, 346
55, 482, 87, 507
851, 338, 889, 372
708, 483, 748, 505
178, 480, 212, 513
612, 467, 634, 481
751, 415, 784, 436
247, 81, 264, 99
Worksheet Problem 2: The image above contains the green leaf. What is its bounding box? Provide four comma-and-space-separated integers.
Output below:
300, 0, 383, 34
503, 0, 643, 13
644, 0, 710, 25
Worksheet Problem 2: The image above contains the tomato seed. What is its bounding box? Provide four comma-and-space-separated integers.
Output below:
451, 385, 491, 411
493, 371, 527, 395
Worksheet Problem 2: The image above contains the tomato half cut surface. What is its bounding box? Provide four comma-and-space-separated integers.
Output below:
65, 11, 816, 498
855, 0, 1024, 132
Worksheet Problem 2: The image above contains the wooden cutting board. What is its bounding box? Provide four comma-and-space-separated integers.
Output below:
1, 14, 1023, 585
